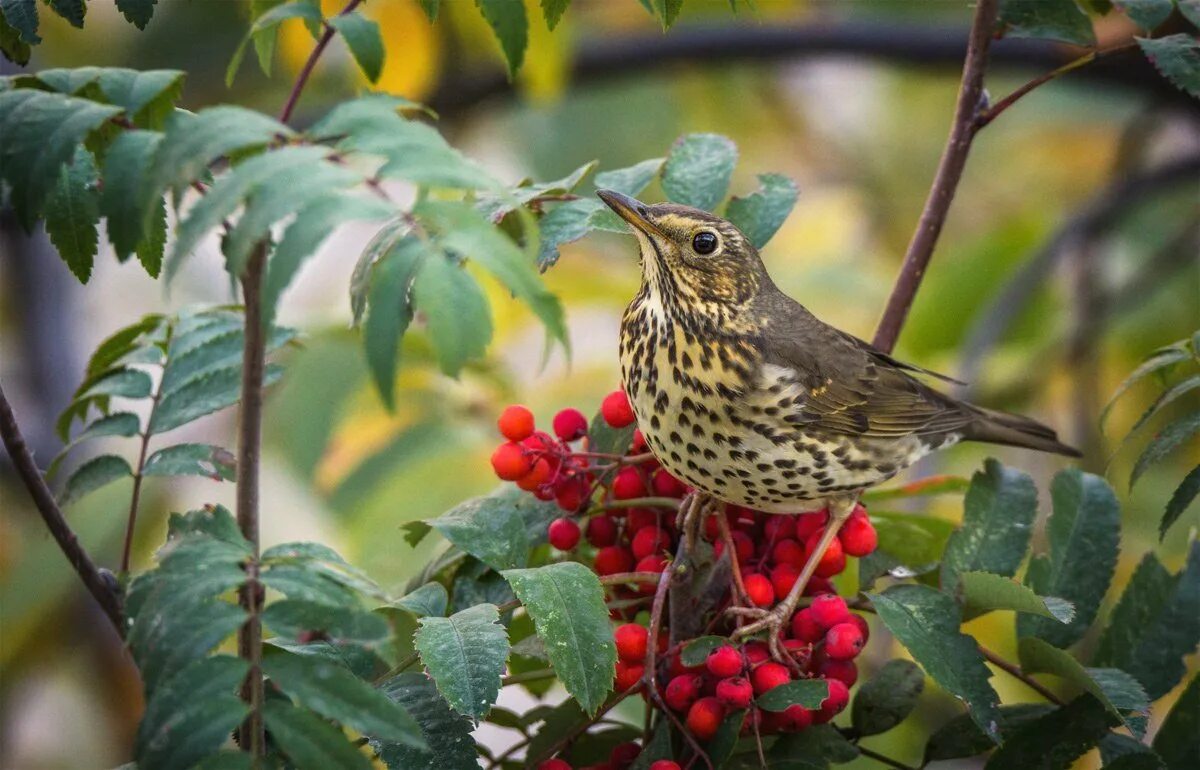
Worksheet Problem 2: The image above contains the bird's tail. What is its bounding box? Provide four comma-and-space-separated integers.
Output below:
965, 407, 1082, 457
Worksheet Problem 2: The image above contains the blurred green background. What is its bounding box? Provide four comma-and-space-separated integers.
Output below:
1, 1, 1197, 768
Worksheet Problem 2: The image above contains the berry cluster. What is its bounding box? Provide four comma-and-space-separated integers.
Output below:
490, 390, 879, 768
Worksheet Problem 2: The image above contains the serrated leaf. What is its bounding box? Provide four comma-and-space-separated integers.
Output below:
1139, 35, 1200, 99
427, 492, 530, 572
1128, 374, 1200, 438
1132, 411, 1200, 488
1114, 0, 1174, 29
154, 105, 292, 200
263, 599, 390, 644
416, 0, 439, 22
502, 562, 616, 714
757, 679, 829, 711
984, 695, 1117, 770
869, 583, 1001, 742
997, 0, 1096, 46
1102, 345, 1190, 427
1019, 637, 1150, 736
59, 454, 132, 506
394, 582, 448, 618
0, 0, 40, 45
261, 653, 425, 747
0, 10, 31, 64
84, 315, 163, 378
415, 603, 509, 720
261, 565, 360, 607
925, 704, 1056, 762
329, 12, 384, 83
143, 443, 236, 481
1100, 733, 1158, 766
860, 511, 956, 588
44, 145, 100, 282
129, 597, 247, 692
412, 254, 492, 376
1018, 469, 1120, 648
46, 0, 83, 27
724, 173, 798, 249
1162, 465, 1200, 539
851, 659, 924, 736
1153, 674, 1198, 770
587, 408, 636, 457
33, 67, 183, 126
941, 459, 1037, 593
537, 198, 602, 269
150, 363, 283, 434
371, 673, 477, 770
957, 571, 1075, 623
82, 367, 154, 400
362, 235, 423, 408
540, 0, 570, 29
479, 160, 596, 223
476, 0, 527, 77
267, 638, 388, 681
136, 195, 167, 277
135, 655, 248, 770
116, 0, 157, 29
98, 130, 164, 252
651, 0, 684, 29
661, 133, 737, 211
680, 635, 730, 667
48, 411, 141, 477
262, 700, 374, 770
594, 157, 664, 197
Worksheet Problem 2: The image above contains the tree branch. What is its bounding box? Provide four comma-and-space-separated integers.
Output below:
0, 382, 124, 635
871, 0, 999, 354
978, 644, 1065, 706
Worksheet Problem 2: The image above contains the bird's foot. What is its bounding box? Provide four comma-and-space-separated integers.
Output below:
728, 605, 800, 670
675, 492, 714, 557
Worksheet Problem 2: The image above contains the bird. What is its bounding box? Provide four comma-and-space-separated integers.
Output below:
596, 188, 1080, 648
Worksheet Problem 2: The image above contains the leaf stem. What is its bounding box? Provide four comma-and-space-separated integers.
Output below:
977, 644, 1064, 706
120, 326, 170, 574
501, 667, 556, 687
0, 383, 125, 635
278, 0, 363, 124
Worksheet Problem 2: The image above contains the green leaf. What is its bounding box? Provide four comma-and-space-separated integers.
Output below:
984, 695, 1117, 770
136, 196, 167, 277
261, 566, 360, 607
1138, 35, 1200, 100
869, 583, 1001, 742
925, 704, 1056, 762
129, 598, 247, 692
502, 562, 616, 714
1102, 344, 1190, 427
651, 0, 684, 29
416, 0, 439, 22
135, 655, 248, 770
1018, 469, 1120, 648
0, 89, 120, 228
59, 454, 132, 506
362, 236, 423, 408
412, 254, 492, 376
0, 0, 40, 45
44, 145, 100, 282
31, 67, 183, 126
143, 443, 236, 481
154, 105, 293, 200
163, 504, 247, 547
82, 367, 153, 400
541, 0, 570, 30
680, 635, 730, 667
263, 599, 390, 644
48, 411, 141, 477
997, 0, 1096, 46
415, 603, 509, 720
757, 679, 829, 711
1114, 0, 1174, 29
1180, 0, 1200, 26
261, 653, 425, 747
860, 511, 956, 588
151, 363, 283, 434
595, 157, 665, 197
395, 582, 449, 618
1132, 411, 1200, 488
957, 571, 1075, 624
476, 0, 527, 77
661, 133, 738, 212
1018, 637, 1150, 737
587, 408, 636, 457
262, 700, 374, 770
46, 0, 83, 26
537, 198, 602, 269
0, 10, 31, 64
116, 0, 157, 29
1094, 543, 1200, 700
1129, 374, 1200, 438
1100, 733, 1159, 767
427, 491, 532, 571
101, 131, 162, 257
751, 725, 859, 768
851, 659, 925, 736
1162, 465, 1200, 539
328, 12, 384, 83
1153, 674, 1198, 770
371, 673, 478, 770
940, 459, 1037, 593
724, 173, 799, 249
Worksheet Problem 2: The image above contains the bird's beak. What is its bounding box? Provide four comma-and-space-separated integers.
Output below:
597, 189, 662, 237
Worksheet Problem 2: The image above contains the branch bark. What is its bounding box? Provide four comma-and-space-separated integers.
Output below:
0, 382, 124, 634
871, 0, 999, 354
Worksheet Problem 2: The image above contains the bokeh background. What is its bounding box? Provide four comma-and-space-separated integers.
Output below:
1, 1, 1198, 768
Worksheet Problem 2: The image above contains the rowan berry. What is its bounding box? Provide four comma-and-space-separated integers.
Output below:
594, 546, 633, 576
809, 594, 852, 629
614, 623, 649, 663
601, 390, 636, 428
824, 622, 865, 660
610, 742, 641, 768
743, 573, 774, 607
752, 662, 791, 694
517, 458, 553, 491
631, 526, 670, 560
790, 607, 824, 642
838, 512, 878, 557
491, 442, 532, 481
819, 659, 858, 687
763, 515, 796, 541
706, 645, 744, 678
715, 676, 754, 709
614, 660, 644, 690
612, 467, 647, 500
686, 697, 726, 741
743, 641, 770, 666
538, 759, 571, 770
498, 405, 535, 441
771, 564, 800, 601
814, 677, 850, 723
548, 518, 581, 551
850, 613, 870, 644
649, 762, 682, 770
803, 530, 846, 577
771, 538, 805, 567
625, 507, 657, 534
652, 469, 687, 498
665, 674, 703, 712
552, 408, 589, 442
781, 704, 814, 732
555, 477, 590, 513
794, 510, 829, 540
586, 515, 618, 547
631, 429, 648, 453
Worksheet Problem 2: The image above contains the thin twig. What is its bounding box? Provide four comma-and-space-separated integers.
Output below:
598, 497, 683, 512
978, 644, 1064, 705
501, 668, 556, 687
0, 383, 125, 635
871, 0, 998, 354
278, 0, 363, 124
715, 509, 752, 612
120, 327, 170, 574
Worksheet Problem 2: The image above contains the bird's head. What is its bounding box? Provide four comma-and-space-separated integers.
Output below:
597, 189, 770, 311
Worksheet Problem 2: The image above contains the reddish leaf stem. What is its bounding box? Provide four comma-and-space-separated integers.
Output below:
978, 644, 1065, 706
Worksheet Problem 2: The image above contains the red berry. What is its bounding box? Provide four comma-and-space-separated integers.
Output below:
771, 538, 805, 567
538, 760, 571, 770
594, 546, 633, 576
625, 507, 657, 534
555, 477, 590, 513
715, 530, 755, 562
781, 704, 814, 732
824, 622, 865, 660
517, 458, 553, 491
609, 742, 641, 768
631, 526, 670, 560
665, 673, 703, 712
635, 553, 667, 577
631, 429, 649, 453
838, 513, 878, 557
794, 510, 829, 540
804, 529, 846, 578
790, 607, 824, 642
744, 573, 774, 607
652, 469, 687, 498
498, 405, 535, 441
491, 442, 532, 481
764, 515, 796, 541
804, 576, 835, 597
601, 390, 636, 428
808, 594, 852, 629
612, 467, 647, 500
614, 623, 649, 663
814, 678, 850, 723
552, 408, 588, 442
751, 662, 791, 695
649, 762, 682, 770
685, 697, 726, 741
586, 515, 618, 547
614, 659, 644, 690
850, 613, 870, 644
819, 659, 858, 687
548, 518, 581, 551
715, 676, 754, 709
706, 645, 744, 678
770, 564, 800, 601
743, 641, 770, 666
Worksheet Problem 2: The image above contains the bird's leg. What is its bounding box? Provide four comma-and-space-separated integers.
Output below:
731, 495, 858, 655
675, 491, 714, 557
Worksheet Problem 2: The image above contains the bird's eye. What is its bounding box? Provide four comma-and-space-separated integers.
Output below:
692, 231, 718, 255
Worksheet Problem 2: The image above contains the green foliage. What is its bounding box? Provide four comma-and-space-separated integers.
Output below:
756, 679, 829, 711
371, 674, 478, 770
1139, 34, 1200, 99
940, 458, 1037, 593
860, 510, 956, 587
851, 659, 925, 736
956, 571, 1075, 624
725, 173, 800, 249
414, 603, 509, 721
661, 133, 738, 211
924, 704, 1056, 762
261, 700, 374, 770
985, 696, 1118, 770
328, 13, 384, 83
1153, 675, 1199, 770
1018, 637, 1150, 736
44, 146, 100, 282
0, 0, 159, 58
476, 0, 528, 77
997, 0, 1096, 46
